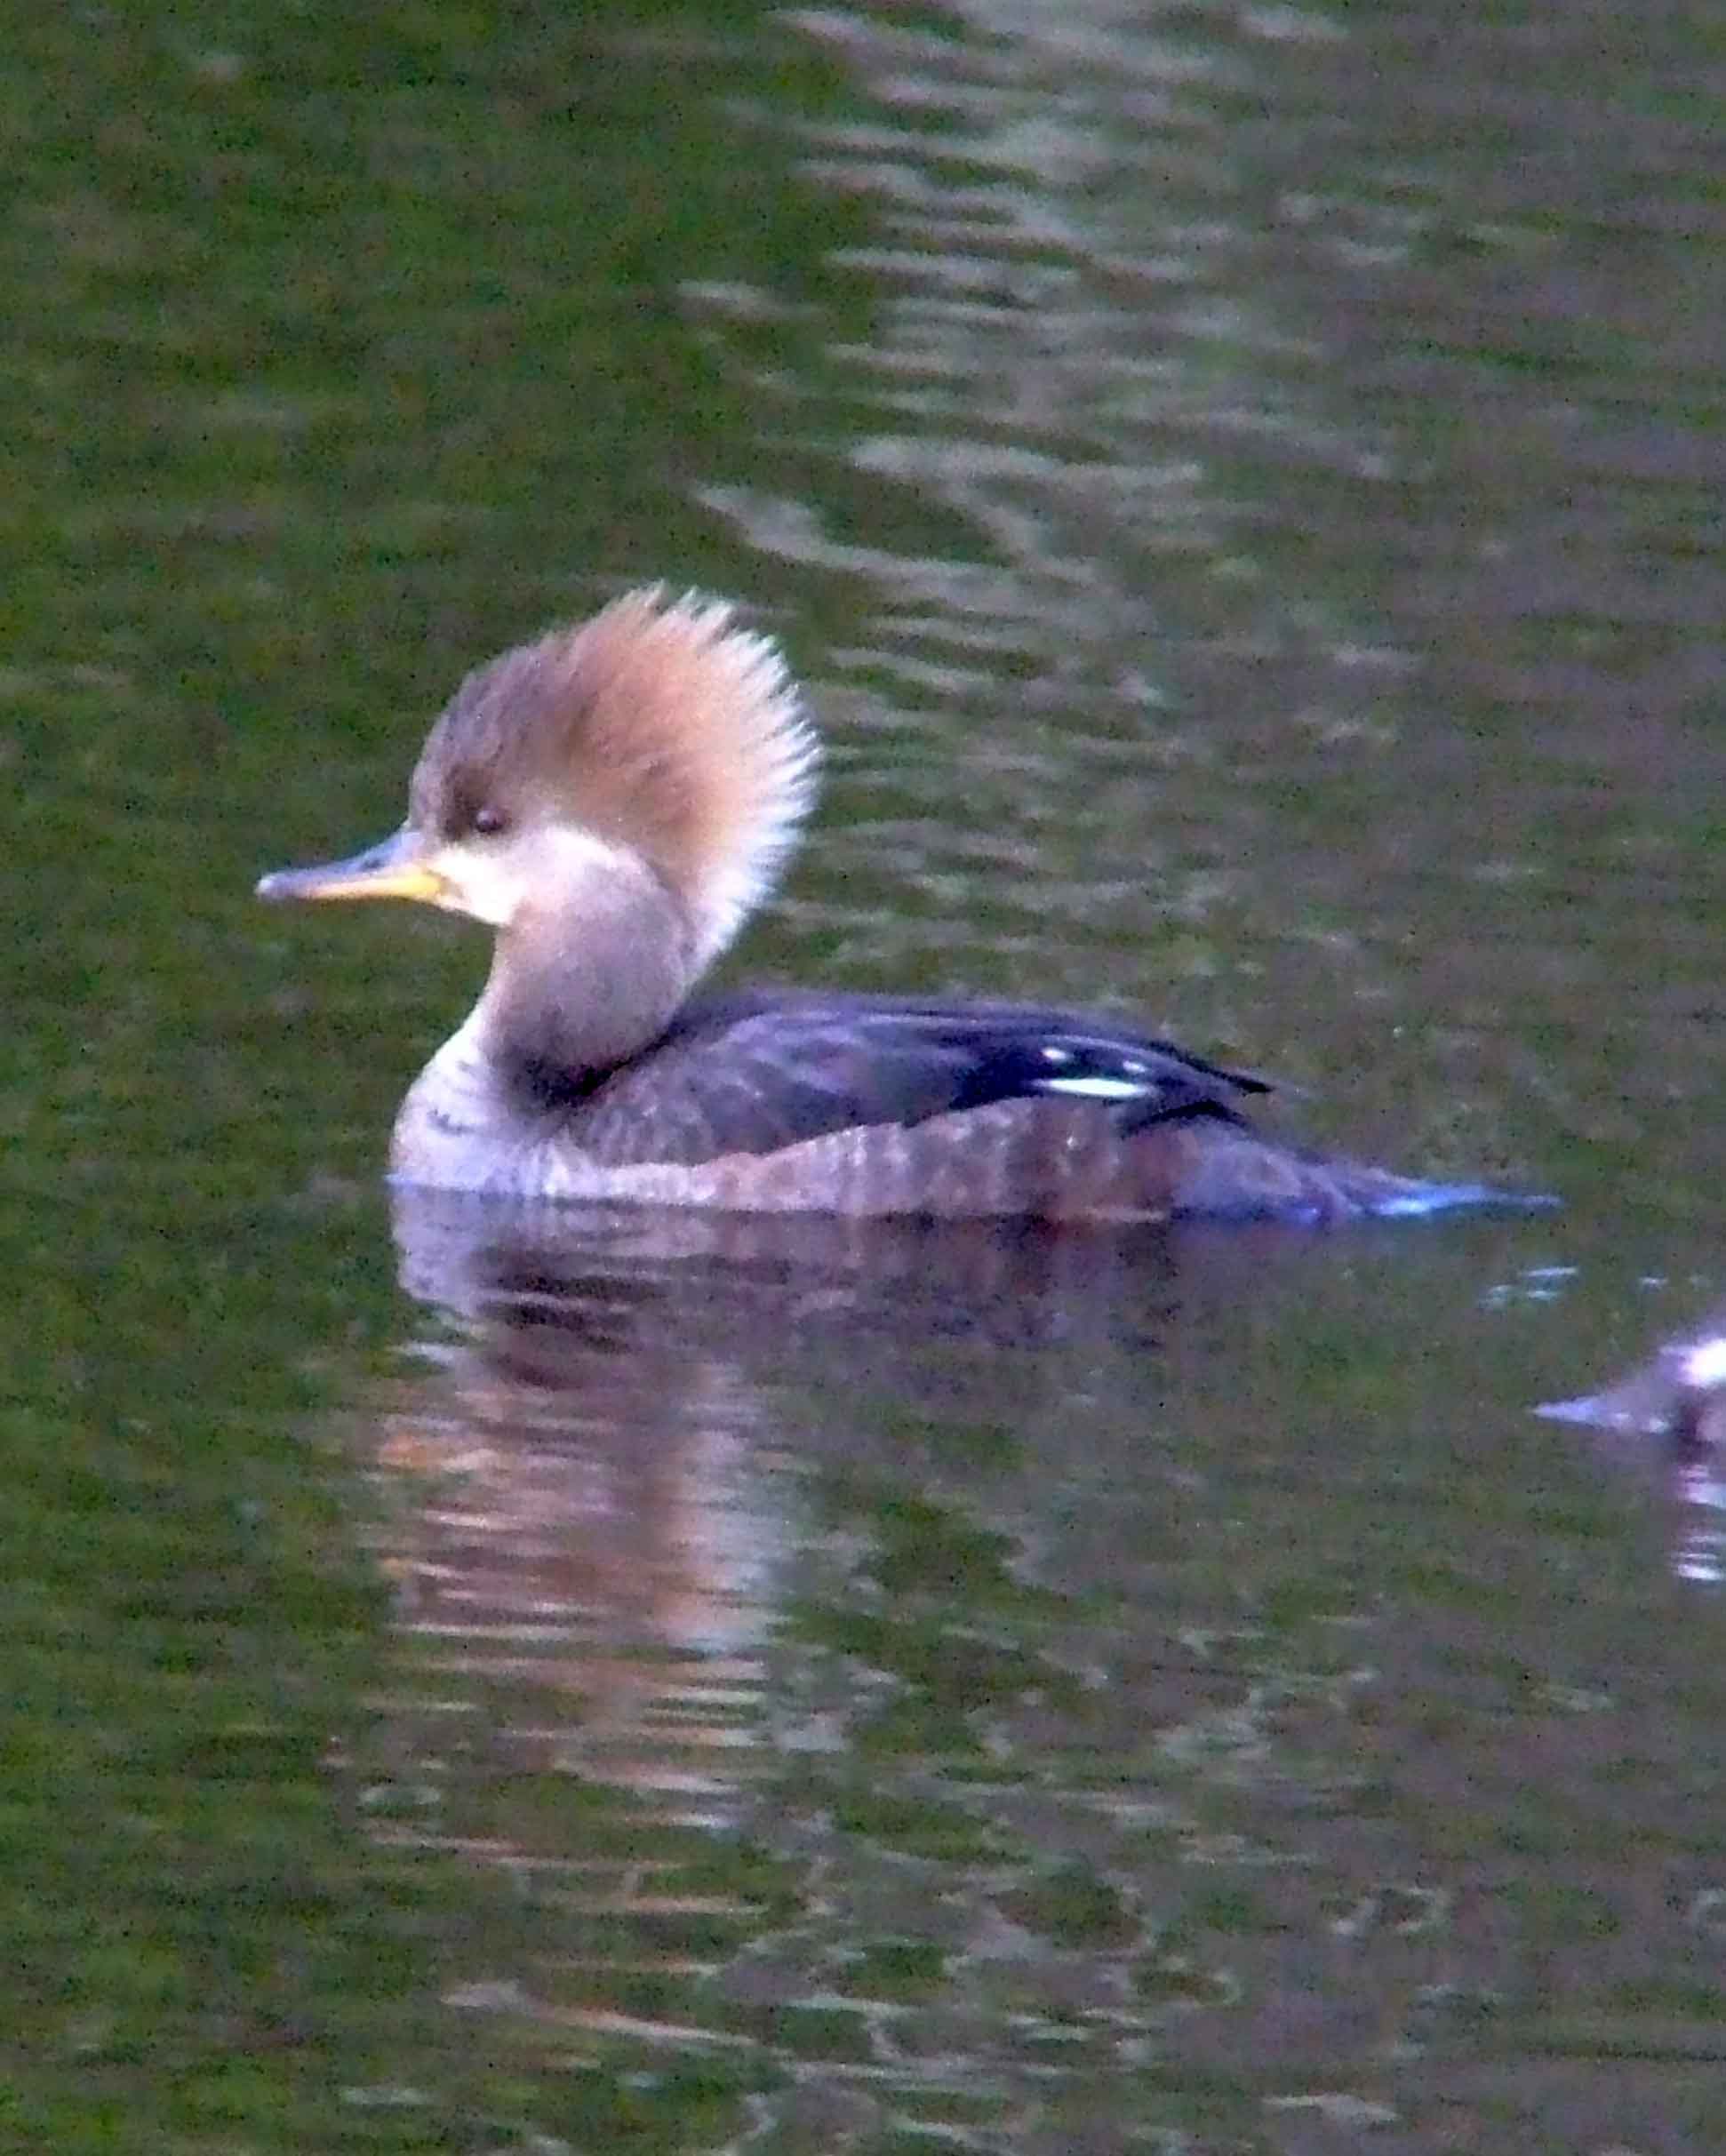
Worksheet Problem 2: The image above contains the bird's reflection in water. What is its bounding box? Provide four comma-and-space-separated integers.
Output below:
372, 1190, 1197, 1827
357, 1190, 1227, 2064
354, 1197, 1600, 2096
393, 1183, 1199, 1360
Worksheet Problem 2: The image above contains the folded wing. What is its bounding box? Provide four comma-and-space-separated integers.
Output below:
559, 991, 1270, 1166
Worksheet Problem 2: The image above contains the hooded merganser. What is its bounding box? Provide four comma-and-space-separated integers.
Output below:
257, 587, 1538, 1221
1538, 1308, 1726, 1455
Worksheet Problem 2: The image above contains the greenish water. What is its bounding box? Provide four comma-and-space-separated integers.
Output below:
7, 3, 1726, 2151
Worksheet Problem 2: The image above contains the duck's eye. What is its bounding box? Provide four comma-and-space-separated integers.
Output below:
471, 804, 508, 837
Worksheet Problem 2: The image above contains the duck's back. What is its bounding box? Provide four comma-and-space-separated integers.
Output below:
453, 992, 1503, 1222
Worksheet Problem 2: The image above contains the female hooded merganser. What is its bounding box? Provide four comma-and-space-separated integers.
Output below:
258, 587, 1535, 1221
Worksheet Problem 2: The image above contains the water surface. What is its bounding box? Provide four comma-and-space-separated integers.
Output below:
7, 3, 1726, 2149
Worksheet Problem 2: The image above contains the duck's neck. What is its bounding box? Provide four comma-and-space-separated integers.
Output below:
474, 864, 699, 1102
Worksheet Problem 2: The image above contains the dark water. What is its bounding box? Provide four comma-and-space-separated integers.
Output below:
8, 4, 1726, 2150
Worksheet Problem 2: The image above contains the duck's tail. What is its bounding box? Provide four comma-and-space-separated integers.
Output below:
1160, 1123, 1555, 1226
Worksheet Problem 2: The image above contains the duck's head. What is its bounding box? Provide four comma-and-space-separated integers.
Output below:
259, 589, 819, 1048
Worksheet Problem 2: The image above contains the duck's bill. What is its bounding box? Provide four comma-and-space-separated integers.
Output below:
256, 828, 445, 906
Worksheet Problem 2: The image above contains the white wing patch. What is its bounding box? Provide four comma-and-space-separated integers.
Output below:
1035, 1042, 1163, 1102
1038, 1073, 1160, 1102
